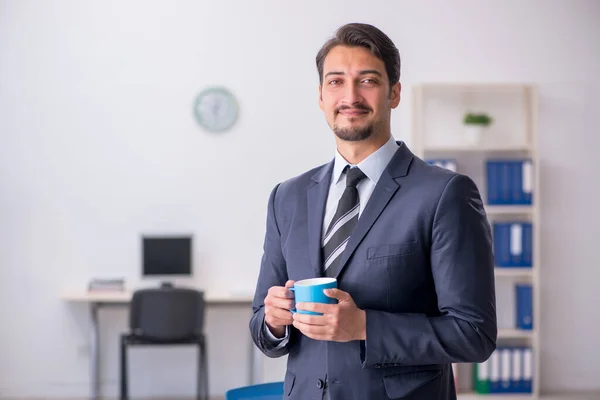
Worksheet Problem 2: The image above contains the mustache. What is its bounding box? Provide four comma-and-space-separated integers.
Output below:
335, 104, 372, 114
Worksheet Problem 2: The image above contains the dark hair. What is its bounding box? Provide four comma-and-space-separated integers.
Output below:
316, 23, 401, 89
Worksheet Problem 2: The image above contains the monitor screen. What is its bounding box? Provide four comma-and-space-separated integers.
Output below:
142, 236, 192, 276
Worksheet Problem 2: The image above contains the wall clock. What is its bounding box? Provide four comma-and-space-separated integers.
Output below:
193, 87, 239, 133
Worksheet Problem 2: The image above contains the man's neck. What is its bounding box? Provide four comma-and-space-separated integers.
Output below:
336, 133, 391, 165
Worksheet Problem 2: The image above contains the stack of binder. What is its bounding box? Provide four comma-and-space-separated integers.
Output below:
425, 159, 457, 172
516, 283, 533, 330
474, 347, 533, 393
493, 222, 533, 267
486, 159, 533, 205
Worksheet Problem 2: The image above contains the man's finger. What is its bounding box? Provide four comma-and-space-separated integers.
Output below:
266, 315, 293, 326
265, 306, 294, 320
292, 312, 327, 326
268, 297, 294, 310
268, 286, 294, 300
323, 288, 350, 301
293, 320, 329, 336
265, 312, 293, 326
264, 296, 293, 310
296, 302, 335, 314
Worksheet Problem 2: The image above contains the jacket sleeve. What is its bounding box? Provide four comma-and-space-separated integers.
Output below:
361, 174, 497, 368
249, 183, 294, 358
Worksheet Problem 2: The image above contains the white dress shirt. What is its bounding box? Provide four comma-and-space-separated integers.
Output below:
264, 136, 400, 346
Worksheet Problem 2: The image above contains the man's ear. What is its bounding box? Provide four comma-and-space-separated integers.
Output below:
390, 82, 401, 109
318, 84, 324, 111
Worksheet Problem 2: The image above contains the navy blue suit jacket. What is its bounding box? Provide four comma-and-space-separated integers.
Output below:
250, 143, 497, 399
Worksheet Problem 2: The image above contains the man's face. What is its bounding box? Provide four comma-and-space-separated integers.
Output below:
319, 45, 400, 142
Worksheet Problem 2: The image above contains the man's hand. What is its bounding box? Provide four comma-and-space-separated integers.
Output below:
292, 288, 366, 342
264, 280, 295, 338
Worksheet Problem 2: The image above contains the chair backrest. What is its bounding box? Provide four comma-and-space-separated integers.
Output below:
225, 382, 284, 400
130, 287, 204, 341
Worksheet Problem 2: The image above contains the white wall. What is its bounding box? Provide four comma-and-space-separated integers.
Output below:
1, 0, 599, 397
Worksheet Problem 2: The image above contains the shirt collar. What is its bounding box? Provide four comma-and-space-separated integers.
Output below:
332, 135, 400, 186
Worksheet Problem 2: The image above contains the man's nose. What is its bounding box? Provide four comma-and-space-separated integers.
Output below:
342, 83, 364, 106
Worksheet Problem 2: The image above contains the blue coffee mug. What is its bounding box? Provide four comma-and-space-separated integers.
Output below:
290, 277, 337, 315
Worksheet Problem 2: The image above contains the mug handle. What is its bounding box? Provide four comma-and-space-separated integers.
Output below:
288, 287, 296, 313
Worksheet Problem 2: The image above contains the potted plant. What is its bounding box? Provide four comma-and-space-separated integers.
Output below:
463, 112, 493, 144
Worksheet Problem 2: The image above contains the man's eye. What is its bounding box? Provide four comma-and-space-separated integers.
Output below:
362, 79, 377, 84
329, 80, 341, 85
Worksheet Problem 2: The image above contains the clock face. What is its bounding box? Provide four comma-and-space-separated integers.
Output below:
193, 87, 239, 133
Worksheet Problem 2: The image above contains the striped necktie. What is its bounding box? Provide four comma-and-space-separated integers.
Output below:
322, 166, 367, 277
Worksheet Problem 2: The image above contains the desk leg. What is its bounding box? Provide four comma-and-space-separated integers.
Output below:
248, 308, 262, 385
251, 344, 262, 384
248, 335, 257, 384
90, 302, 100, 400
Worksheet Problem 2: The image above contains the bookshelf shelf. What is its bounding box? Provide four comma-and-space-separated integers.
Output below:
412, 83, 540, 396
485, 206, 533, 216
498, 328, 534, 339
495, 268, 533, 278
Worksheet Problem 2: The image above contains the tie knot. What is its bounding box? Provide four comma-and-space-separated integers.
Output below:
345, 166, 366, 188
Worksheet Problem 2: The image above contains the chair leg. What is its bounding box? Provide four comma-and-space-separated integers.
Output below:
198, 337, 209, 400
120, 336, 128, 400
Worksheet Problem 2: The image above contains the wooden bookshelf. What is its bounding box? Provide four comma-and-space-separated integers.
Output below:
412, 83, 540, 398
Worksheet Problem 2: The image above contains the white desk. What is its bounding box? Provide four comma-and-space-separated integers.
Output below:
61, 289, 259, 400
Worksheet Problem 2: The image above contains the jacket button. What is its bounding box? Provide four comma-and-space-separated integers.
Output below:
316, 379, 324, 389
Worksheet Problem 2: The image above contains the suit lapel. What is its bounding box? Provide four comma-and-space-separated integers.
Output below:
307, 160, 334, 277
334, 143, 414, 279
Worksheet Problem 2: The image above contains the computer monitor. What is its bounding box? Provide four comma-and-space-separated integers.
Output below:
142, 235, 192, 285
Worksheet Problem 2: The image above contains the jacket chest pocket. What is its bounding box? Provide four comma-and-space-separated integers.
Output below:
367, 241, 418, 260
365, 241, 429, 307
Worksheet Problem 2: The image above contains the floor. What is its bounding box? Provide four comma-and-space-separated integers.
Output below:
4, 393, 600, 400
10, 395, 599, 400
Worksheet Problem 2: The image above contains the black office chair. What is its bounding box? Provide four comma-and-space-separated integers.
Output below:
120, 286, 208, 400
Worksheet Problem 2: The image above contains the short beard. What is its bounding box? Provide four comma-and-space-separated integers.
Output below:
333, 124, 374, 142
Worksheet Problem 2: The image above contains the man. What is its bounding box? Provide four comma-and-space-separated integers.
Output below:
249, 22, 497, 400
